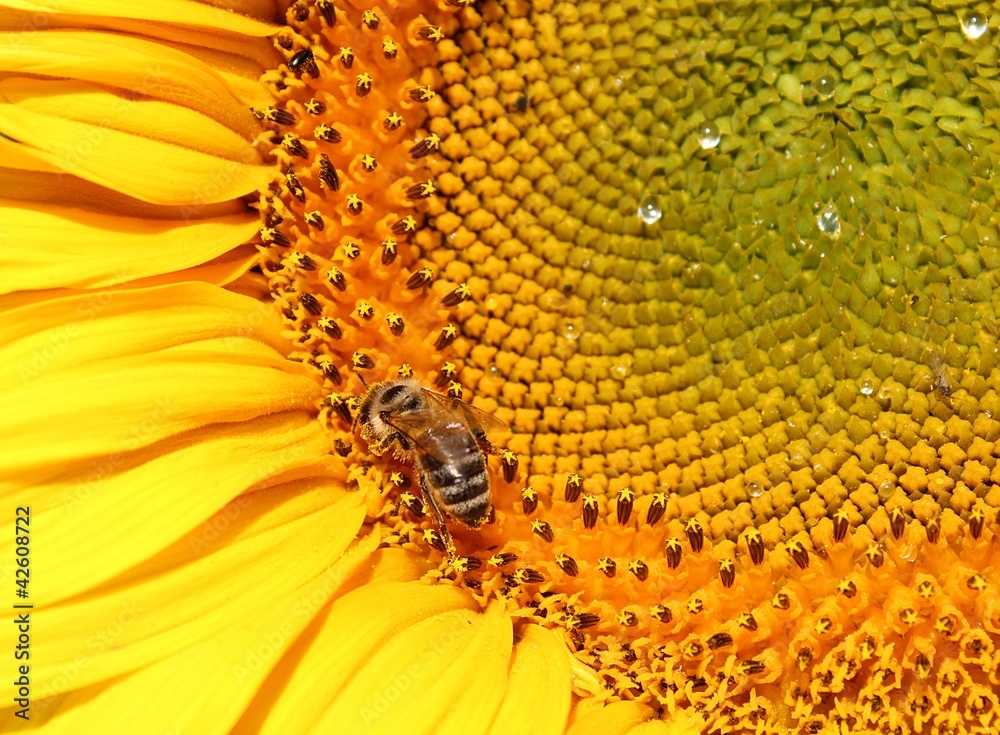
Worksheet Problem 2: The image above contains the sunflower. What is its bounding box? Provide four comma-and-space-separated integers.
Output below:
2, 0, 999, 734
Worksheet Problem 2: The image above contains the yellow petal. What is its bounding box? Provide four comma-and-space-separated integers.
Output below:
0, 283, 320, 481
0, 485, 365, 700
29, 412, 336, 605
568, 701, 658, 735
0, 85, 271, 204
0, 201, 259, 292
252, 581, 481, 735
314, 601, 513, 735
486, 624, 572, 735
24, 531, 381, 735
0, 31, 261, 140
0, 0, 277, 34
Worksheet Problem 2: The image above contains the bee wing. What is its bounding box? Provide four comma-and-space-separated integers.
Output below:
379, 400, 474, 463
420, 388, 509, 437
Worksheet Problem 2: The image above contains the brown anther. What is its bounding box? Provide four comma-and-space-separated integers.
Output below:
969, 507, 985, 539
488, 552, 517, 568
317, 317, 341, 339
446, 382, 463, 399
645, 492, 666, 526
386, 312, 404, 336
290, 3, 309, 23
397, 364, 413, 379
531, 520, 554, 543
317, 359, 341, 385
282, 134, 308, 158
410, 134, 441, 158
259, 227, 291, 247
342, 242, 360, 259
377, 238, 397, 265
406, 180, 436, 199
327, 394, 352, 424
685, 519, 704, 552
968, 573, 986, 591
708, 633, 734, 650
520, 487, 537, 515
314, 124, 341, 142
650, 604, 671, 622
326, 267, 346, 291
593, 557, 615, 577
618, 611, 639, 627
423, 529, 447, 553
772, 593, 790, 610
355, 73, 372, 96
628, 560, 649, 582
304, 211, 324, 230
555, 554, 578, 577
788, 540, 809, 570
361, 9, 379, 29
381, 38, 398, 58
616, 488, 634, 525
338, 46, 354, 68
865, 544, 884, 568
745, 528, 764, 565
305, 98, 326, 115
581, 495, 598, 529
457, 556, 481, 572
346, 194, 363, 214
434, 363, 456, 388
574, 612, 600, 630
268, 108, 296, 125
935, 615, 955, 636
514, 568, 544, 585
889, 507, 906, 539
814, 618, 832, 636
288, 253, 317, 271
926, 516, 940, 543
914, 653, 930, 678
392, 215, 417, 234
917, 580, 935, 599
838, 580, 857, 598
317, 0, 334, 25
318, 154, 340, 191
399, 492, 424, 517
719, 559, 735, 588
687, 597, 704, 615
285, 171, 305, 201
352, 352, 374, 370
360, 154, 377, 172
796, 649, 813, 671
419, 25, 444, 42
740, 660, 765, 676
500, 451, 518, 482
389, 471, 410, 488
406, 267, 434, 289
832, 509, 849, 542
300, 293, 323, 316
410, 85, 436, 102
665, 538, 682, 569
384, 111, 403, 130
435, 324, 458, 350
564, 474, 583, 502
683, 642, 703, 659
738, 613, 758, 631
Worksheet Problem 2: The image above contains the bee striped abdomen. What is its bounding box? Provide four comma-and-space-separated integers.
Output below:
418, 430, 491, 526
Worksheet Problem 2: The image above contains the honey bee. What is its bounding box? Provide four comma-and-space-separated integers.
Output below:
354, 378, 508, 555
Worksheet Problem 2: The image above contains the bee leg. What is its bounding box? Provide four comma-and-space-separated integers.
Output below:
418, 473, 458, 563
472, 428, 498, 455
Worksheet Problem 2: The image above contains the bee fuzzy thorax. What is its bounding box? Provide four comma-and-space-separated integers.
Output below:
354, 378, 424, 459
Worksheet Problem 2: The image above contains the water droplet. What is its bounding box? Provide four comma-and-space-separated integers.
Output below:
637, 195, 662, 224
860, 381, 874, 396
697, 121, 721, 149
610, 363, 631, 380
487, 364, 502, 379
961, 11, 988, 40
747, 482, 764, 498
812, 74, 835, 98
817, 203, 841, 238
562, 323, 579, 341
